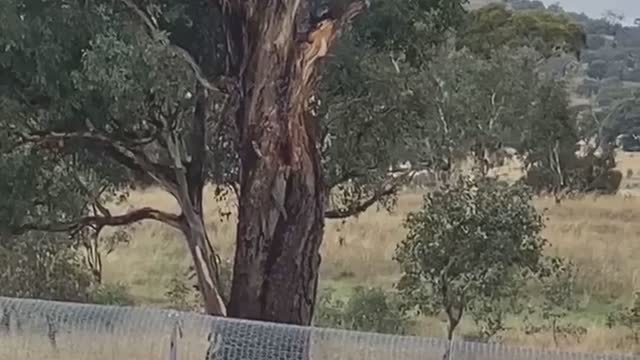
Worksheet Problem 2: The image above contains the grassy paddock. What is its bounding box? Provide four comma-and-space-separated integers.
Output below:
95, 153, 640, 354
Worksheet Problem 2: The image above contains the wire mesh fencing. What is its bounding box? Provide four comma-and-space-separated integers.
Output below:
0, 296, 637, 360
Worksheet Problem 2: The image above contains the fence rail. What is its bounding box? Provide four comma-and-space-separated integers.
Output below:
0, 296, 636, 360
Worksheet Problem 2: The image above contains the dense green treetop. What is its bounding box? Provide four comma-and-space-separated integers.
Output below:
458, 3, 585, 59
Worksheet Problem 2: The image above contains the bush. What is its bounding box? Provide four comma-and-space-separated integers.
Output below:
314, 287, 411, 335
586, 59, 607, 79
585, 34, 606, 50
165, 274, 202, 312
89, 282, 135, 306
607, 291, 640, 344
0, 234, 93, 302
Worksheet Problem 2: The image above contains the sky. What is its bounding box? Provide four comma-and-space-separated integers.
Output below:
542, 0, 639, 25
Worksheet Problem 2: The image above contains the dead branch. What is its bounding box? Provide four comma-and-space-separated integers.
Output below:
325, 170, 413, 219
14, 207, 184, 235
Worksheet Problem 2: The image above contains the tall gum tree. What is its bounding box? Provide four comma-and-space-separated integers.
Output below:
1, 0, 469, 326
218, 0, 468, 323
218, 0, 368, 324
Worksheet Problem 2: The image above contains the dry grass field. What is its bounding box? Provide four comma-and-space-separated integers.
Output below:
91, 152, 640, 355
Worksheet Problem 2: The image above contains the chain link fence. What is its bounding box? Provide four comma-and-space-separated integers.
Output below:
0, 296, 636, 360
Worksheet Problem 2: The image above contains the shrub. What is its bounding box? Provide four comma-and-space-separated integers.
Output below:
607, 291, 640, 344
0, 234, 92, 302
89, 282, 135, 306
165, 274, 201, 312
314, 287, 411, 335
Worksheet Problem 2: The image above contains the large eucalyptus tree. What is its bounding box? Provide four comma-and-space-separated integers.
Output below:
0, 0, 467, 324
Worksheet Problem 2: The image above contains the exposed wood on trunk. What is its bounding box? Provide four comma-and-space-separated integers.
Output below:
221, 0, 368, 325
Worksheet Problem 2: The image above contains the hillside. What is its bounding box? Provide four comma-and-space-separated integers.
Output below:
469, 0, 640, 148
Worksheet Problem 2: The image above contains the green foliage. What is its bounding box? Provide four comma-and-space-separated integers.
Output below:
395, 177, 547, 339
458, 4, 585, 59
352, 0, 469, 66
319, 36, 412, 212
600, 91, 640, 143
89, 282, 135, 306
519, 80, 619, 197
314, 287, 411, 335
174, 257, 233, 311
614, 27, 640, 48
165, 274, 201, 312
607, 291, 640, 344
508, 0, 545, 11
320, 0, 472, 214
585, 34, 606, 50
402, 46, 540, 172
580, 17, 620, 36
524, 259, 586, 347
468, 288, 525, 341
0, 234, 92, 302
587, 59, 607, 79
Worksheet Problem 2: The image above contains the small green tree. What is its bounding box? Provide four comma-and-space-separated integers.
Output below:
607, 291, 640, 345
524, 259, 586, 347
313, 287, 411, 335
395, 177, 547, 340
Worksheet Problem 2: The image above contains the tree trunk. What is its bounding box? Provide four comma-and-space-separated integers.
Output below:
222, 1, 367, 325
177, 85, 227, 316
182, 214, 227, 316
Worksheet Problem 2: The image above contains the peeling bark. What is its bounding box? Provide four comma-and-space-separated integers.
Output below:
221, 0, 368, 325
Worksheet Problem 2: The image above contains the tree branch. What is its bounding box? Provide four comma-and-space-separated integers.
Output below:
14, 207, 184, 235
15, 129, 178, 194
325, 186, 396, 219
325, 170, 413, 219
332, 0, 370, 34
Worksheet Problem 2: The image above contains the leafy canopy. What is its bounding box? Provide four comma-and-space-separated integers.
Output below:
458, 4, 586, 59
395, 177, 547, 338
